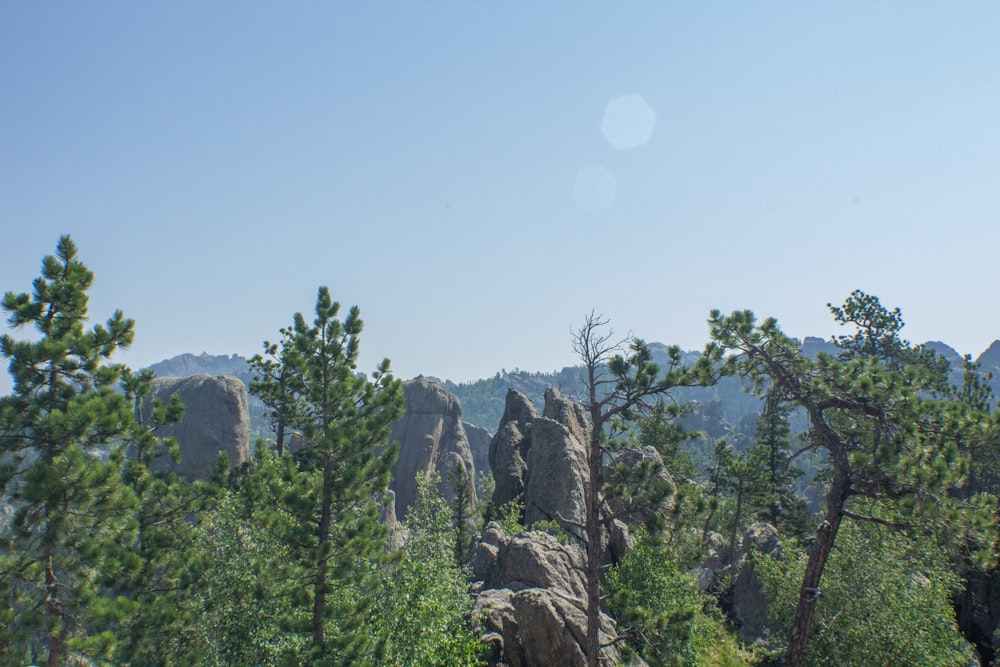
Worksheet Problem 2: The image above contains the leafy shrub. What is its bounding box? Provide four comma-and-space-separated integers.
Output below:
755, 520, 974, 667
608, 533, 758, 666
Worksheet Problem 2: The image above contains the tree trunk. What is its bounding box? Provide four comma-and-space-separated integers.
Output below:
45, 554, 66, 667
313, 453, 333, 649
585, 423, 603, 667
785, 467, 848, 667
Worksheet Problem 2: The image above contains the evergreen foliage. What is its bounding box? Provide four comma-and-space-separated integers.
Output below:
5, 239, 1000, 666
0, 236, 139, 666
706, 291, 991, 666
571, 312, 714, 667
247, 287, 405, 665
374, 475, 483, 667
249, 325, 306, 455
112, 368, 224, 666
748, 389, 808, 535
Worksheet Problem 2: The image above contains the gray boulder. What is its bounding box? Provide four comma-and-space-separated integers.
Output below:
472, 522, 588, 599
388, 377, 477, 521
471, 523, 623, 667
146, 375, 250, 479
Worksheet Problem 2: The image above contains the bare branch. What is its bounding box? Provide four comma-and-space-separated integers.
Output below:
841, 509, 915, 531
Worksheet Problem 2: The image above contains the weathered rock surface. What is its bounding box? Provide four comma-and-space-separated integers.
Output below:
471, 523, 624, 667
488, 390, 538, 508
541, 386, 589, 448
603, 445, 676, 527
523, 416, 588, 534
380, 490, 407, 550
472, 522, 588, 599
388, 377, 477, 520
490, 387, 591, 533
145, 375, 250, 479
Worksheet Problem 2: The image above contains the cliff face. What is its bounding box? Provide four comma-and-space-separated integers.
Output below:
388, 377, 478, 521
144, 374, 250, 479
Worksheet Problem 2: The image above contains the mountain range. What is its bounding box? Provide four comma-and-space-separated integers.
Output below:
147, 339, 1000, 438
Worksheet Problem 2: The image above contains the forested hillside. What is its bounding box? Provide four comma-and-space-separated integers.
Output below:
4, 237, 999, 666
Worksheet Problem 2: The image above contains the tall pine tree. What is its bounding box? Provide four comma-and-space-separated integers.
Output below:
0, 236, 138, 666
250, 287, 404, 665
706, 291, 984, 666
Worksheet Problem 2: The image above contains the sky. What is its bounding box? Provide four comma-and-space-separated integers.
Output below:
2, 1, 999, 396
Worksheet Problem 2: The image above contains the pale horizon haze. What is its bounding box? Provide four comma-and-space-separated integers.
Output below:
2, 2, 999, 396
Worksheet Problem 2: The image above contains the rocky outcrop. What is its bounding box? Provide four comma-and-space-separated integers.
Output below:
541, 387, 589, 447
380, 490, 407, 550
731, 524, 781, 643
603, 445, 676, 527
697, 523, 782, 644
490, 388, 591, 532
471, 523, 624, 667
488, 390, 539, 508
388, 377, 477, 521
524, 415, 588, 533
145, 375, 250, 479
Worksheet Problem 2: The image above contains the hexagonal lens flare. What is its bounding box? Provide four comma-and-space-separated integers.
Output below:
601, 94, 656, 149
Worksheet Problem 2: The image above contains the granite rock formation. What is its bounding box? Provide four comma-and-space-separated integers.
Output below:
488, 390, 538, 508
471, 523, 625, 667
388, 376, 478, 521
145, 374, 250, 479
490, 388, 590, 530
464, 421, 492, 482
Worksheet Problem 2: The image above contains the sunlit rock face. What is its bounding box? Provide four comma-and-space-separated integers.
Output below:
489, 387, 590, 533
145, 374, 250, 480
388, 376, 478, 521
470, 523, 625, 667
524, 388, 590, 531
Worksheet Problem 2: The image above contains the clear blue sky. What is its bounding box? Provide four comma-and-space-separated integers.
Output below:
2, 2, 999, 396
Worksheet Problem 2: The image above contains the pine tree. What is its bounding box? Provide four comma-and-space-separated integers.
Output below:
251, 287, 404, 665
249, 324, 305, 455
747, 387, 807, 534
706, 291, 985, 666
708, 439, 771, 572
0, 236, 138, 666
571, 312, 713, 667
447, 463, 475, 566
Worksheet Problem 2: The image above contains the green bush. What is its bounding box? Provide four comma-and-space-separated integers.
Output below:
608, 533, 758, 666
755, 520, 974, 667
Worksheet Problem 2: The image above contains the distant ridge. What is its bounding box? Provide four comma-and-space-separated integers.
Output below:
145, 339, 1000, 434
